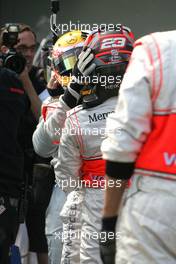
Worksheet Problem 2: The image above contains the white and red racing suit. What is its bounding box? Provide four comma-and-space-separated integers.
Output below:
101, 31, 176, 264
54, 97, 117, 264
33, 94, 86, 264
32, 95, 69, 264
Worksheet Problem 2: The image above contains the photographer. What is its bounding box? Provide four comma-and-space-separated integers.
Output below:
0, 61, 29, 263
0, 24, 53, 264
0, 24, 42, 119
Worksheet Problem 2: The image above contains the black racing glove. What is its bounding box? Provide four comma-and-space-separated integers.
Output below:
47, 82, 64, 97
99, 216, 118, 264
63, 47, 96, 108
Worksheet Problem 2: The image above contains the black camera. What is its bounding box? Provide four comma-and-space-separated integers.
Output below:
0, 24, 26, 74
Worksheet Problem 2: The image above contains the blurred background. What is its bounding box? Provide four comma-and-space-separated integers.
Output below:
0, 0, 176, 41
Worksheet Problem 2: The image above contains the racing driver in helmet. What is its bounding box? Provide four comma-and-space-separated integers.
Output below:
33, 30, 90, 264
55, 24, 134, 264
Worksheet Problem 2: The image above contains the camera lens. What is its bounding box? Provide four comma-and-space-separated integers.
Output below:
4, 53, 26, 74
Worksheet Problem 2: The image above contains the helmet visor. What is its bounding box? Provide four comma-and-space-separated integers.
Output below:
53, 47, 82, 75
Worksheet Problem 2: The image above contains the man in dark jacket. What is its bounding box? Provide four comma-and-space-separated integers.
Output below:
0, 66, 29, 264
0, 23, 52, 264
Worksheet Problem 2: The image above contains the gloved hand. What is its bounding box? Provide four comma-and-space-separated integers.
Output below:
63, 47, 96, 108
47, 72, 64, 97
100, 234, 115, 264
73, 47, 96, 82
99, 216, 118, 264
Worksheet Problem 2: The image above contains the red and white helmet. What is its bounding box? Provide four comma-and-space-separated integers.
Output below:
81, 24, 134, 107
84, 24, 134, 77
